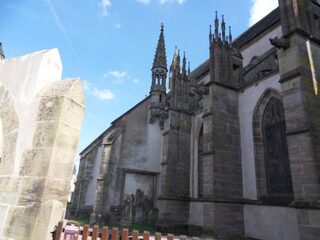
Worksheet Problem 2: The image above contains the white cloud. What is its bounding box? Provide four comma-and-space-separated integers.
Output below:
83, 80, 114, 101
101, 0, 111, 16
249, 0, 278, 26
115, 23, 122, 29
93, 88, 115, 100
104, 70, 127, 84
133, 78, 139, 84
136, 0, 151, 4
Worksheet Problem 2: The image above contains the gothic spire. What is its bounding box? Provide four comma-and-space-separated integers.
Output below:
221, 15, 226, 42
182, 52, 187, 81
215, 11, 219, 40
170, 47, 180, 71
152, 23, 167, 71
209, 25, 213, 44
229, 26, 233, 47
0, 42, 5, 60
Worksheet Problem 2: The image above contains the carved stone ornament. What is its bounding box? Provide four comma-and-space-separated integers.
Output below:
269, 37, 290, 50
149, 108, 168, 129
190, 80, 209, 97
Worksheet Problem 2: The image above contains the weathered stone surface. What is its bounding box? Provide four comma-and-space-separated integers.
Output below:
244, 205, 299, 240
33, 200, 65, 240
0, 49, 85, 240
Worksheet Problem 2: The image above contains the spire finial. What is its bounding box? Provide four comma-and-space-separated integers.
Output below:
215, 11, 219, 40
0, 42, 5, 60
209, 25, 213, 44
170, 46, 180, 71
229, 26, 233, 47
152, 23, 167, 71
182, 51, 187, 81
221, 15, 226, 43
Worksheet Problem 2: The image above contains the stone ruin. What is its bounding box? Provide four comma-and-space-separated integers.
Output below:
0, 48, 85, 239
120, 189, 158, 227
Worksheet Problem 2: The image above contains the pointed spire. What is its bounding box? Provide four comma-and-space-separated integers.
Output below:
182, 51, 187, 80
215, 11, 219, 40
209, 25, 213, 44
229, 26, 233, 47
221, 15, 226, 43
0, 42, 5, 60
170, 46, 180, 71
152, 23, 167, 71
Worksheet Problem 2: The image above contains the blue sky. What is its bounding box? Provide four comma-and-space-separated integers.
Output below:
1, 0, 278, 156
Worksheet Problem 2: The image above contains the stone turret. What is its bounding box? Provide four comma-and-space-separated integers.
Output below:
149, 23, 168, 129
167, 48, 191, 111
209, 12, 242, 87
0, 42, 5, 60
199, 12, 244, 237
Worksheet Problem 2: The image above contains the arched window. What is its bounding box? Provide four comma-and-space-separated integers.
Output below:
262, 98, 292, 196
253, 89, 293, 202
198, 126, 204, 198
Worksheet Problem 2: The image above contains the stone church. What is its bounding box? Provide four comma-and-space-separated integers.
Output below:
72, 0, 320, 239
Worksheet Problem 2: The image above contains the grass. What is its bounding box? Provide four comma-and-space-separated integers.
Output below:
131, 223, 156, 233
68, 217, 90, 226
67, 217, 156, 233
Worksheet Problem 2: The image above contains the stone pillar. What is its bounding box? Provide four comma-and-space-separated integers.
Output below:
277, 0, 320, 238
157, 107, 191, 233
277, 0, 320, 203
200, 84, 244, 238
92, 140, 113, 217
159, 110, 191, 198
0, 49, 85, 240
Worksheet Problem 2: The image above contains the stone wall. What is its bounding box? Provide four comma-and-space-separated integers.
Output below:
0, 49, 84, 240
244, 205, 299, 240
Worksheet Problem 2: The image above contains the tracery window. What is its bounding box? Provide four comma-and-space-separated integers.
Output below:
253, 90, 293, 202
262, 98, 293, 196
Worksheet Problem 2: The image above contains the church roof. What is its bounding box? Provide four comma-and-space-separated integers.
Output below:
190, 7, 280, 81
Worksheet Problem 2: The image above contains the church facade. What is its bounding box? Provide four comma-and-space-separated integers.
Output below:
71, 1, 320, 239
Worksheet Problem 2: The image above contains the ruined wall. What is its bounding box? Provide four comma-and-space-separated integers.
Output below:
104, 98, 162, 223
0, 49, 84, 240
73, 97, 163, 224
